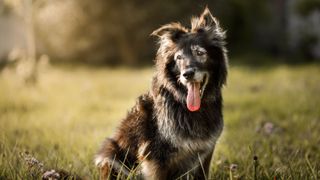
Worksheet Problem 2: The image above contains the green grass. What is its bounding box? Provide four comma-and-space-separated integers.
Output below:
0, 64, 319, 179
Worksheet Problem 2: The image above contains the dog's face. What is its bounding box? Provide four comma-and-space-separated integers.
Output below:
152, 7, 228, 112
174, 38, 211, 112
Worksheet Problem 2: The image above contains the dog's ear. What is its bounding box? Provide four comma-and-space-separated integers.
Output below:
151, 23, 187, 42
191, 7, 220, 31
191, 6, 226, 45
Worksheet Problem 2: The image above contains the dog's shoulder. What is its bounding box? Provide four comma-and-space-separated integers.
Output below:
127, 92, 154, 119
115, 92, 156, 143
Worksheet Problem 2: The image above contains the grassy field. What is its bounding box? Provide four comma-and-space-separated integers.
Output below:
0, 63, 319, 179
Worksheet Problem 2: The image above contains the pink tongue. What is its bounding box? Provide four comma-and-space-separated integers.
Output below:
187, 82, 201, 112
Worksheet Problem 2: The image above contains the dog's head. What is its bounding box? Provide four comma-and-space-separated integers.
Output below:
151, 7, 228, 112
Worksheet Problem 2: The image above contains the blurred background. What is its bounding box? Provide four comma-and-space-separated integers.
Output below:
0, 0, 319, 69
1, 0, 320, 179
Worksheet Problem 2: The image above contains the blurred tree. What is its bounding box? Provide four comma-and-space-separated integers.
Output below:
3, 0, 318, 66
294, 0, 320, 60
295, 0, 320, 16
2, 0, 38, 83
34, 0, 206, 65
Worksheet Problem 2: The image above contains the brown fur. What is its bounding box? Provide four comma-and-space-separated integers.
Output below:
95, 7, 228, 180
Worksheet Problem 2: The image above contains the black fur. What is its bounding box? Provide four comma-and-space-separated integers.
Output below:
95, 7, 228, 180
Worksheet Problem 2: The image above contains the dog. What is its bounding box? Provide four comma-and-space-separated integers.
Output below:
95, 7, 228, 180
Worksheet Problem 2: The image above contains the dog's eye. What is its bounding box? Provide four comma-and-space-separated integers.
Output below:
196, 50, 205, 56
176, 55, 182, 60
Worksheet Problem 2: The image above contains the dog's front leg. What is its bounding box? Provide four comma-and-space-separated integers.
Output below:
141, 160, 167, 180
99, 163, 112, 180
194, 149, 214, 179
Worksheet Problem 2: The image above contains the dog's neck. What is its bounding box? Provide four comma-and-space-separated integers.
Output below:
150, 76, 223, 147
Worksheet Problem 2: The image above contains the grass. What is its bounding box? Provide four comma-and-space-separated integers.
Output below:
0, 63, 319, 179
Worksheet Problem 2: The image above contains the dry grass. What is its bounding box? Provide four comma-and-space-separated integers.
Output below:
0, 63, 319, 179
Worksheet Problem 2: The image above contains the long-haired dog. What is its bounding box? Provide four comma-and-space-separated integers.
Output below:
95, 7, 228, 180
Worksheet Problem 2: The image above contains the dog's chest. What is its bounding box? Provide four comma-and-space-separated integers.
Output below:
164, 135, 217, 172
156, 105, 220, 153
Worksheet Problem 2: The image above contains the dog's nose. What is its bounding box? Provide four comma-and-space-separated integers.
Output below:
183, 69, 195, 80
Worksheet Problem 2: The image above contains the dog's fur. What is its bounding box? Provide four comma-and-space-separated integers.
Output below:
95, 7, 228, 180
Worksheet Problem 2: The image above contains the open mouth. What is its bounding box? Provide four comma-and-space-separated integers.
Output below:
186, 73, 209, 112
200, 74, 208, 98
